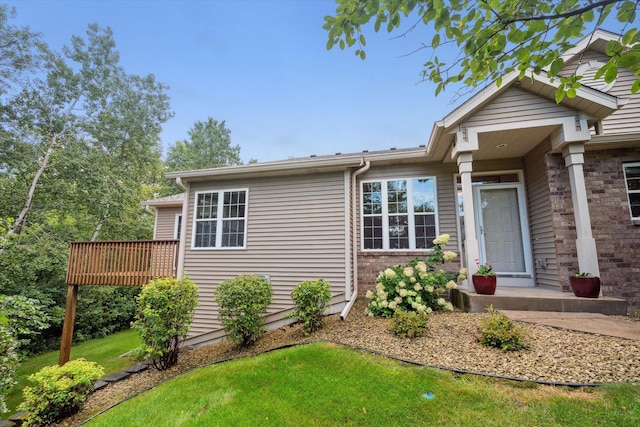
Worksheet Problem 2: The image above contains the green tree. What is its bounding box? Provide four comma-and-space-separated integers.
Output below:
166, 117, 241, 172
324, 0, 640, 100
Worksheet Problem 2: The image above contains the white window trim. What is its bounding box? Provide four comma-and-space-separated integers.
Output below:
173, 214, 182, 240
360, 176, 438, 251
623, 162, 640, 220
191, 188, 249, 250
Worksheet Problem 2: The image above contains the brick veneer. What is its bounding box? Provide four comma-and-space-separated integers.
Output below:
357, 251, 461, 295
548, 147, 640, 307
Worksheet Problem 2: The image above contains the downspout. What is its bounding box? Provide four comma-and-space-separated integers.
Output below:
175, 177, 189, 279
340, 159, 370, 320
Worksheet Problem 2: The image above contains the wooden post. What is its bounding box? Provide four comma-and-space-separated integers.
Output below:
58, 284, 78, 366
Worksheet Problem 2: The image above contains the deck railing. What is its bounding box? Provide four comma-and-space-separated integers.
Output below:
65, 240, 179, 286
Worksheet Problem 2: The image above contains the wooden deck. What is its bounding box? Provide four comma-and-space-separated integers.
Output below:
65, 240, 179, 286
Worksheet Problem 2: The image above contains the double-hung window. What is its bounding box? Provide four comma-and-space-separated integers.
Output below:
361, 177, 437, 250
623, 163, 640, 219
193, 189, 247, 249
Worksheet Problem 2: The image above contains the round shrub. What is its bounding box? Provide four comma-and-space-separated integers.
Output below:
215, 275, 272, 347
288, 279, 332, 336
133, 276, 199, 370
388, 309, 429, 338
19, 358, 104, 426
478, 306, 528, 351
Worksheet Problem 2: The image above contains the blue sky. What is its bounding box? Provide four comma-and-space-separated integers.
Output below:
8, 0, 451, 163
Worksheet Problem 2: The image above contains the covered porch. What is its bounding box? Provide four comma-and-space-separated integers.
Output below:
426, 72, 628, 312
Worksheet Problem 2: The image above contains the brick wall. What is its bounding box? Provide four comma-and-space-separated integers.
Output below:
357, 251, 461, 295
548, 147, 640, 307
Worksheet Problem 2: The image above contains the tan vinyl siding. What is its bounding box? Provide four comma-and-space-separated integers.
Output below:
183, 172, 348, 341
356, 162, 459, 251
154, 207, 182, 240
524, 139, 560, 289
562, 49, 640, 135
462, 87, 577, 128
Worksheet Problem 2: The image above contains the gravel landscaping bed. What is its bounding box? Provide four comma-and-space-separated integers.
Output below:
57, 299, 640, 426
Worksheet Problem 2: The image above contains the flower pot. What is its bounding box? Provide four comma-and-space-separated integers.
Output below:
569, 276, 600, 298
472, 275, 496, 295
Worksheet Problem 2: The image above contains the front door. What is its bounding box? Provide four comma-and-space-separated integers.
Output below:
474, 184, 533, 286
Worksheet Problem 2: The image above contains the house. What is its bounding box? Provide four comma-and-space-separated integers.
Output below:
113, 30, 640, 347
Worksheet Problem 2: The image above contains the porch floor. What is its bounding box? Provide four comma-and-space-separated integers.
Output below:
450, 287, 628, 315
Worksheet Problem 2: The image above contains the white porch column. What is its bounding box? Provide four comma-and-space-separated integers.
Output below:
563, 143, 600, 277
457, 152, 480, 282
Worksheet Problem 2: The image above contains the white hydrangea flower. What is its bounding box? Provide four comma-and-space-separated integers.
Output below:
432, 234, 450, 246
394, 297, 402, 304
384, 268, 396, 279
426, 307, 433, 314
365, 290, 373, 299
443, 251, 457, 262
398, 281, 406, 288
381, 300, 388, 308
446, 280, 457, 290
403, 267, 414, 277
399, 289, 408, 297
409, 277, 417, 283
437, 298, 446, 306
388, 301, 397, 310
414, 284, 423, 291
415, 261, 427, 273
426, 285, 434, 293
444, 302, 454, 311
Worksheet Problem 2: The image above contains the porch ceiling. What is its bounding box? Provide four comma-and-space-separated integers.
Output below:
441, 125, 557, 162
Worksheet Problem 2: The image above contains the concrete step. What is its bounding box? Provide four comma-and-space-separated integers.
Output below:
450, 287, 627, 315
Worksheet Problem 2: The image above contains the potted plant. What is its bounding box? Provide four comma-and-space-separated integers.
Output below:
472, 259, 496, 295
569, 272, 600, 298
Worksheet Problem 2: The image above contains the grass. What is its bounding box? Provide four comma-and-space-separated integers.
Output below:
87, 342, 640, 427
4, 329, 140, 416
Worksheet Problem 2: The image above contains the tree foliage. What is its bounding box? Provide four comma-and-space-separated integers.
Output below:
166, 117, 241, 172
0, 9, 172, 353
0, 313, 19, 414
324, 0, 640, 100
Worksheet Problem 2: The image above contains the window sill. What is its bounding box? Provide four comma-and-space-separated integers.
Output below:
633, 219, 640, 226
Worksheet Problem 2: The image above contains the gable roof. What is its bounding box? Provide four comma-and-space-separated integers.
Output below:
426, 30, 627, 161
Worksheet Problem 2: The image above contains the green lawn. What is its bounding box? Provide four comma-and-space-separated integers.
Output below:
4, 329, 140, 416
87, 342, 640, 427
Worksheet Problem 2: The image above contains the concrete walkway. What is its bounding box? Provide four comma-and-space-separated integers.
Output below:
502, 310, 640, 341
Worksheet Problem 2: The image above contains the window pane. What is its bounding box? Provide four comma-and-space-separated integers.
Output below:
415, 214, 436, 249
222, 219, 245, 247
387, 180, 407, 214
625, 165, 640, 179
195, 220, 216, 248
363, 182, 382, 215
196, 193, 218, 219
223, 191, 246, 219
388, 215, 409, 249
629, 193, 640, 218
627, 178, 640, 191
413, 178, 435, 213
363, 216, 383, 249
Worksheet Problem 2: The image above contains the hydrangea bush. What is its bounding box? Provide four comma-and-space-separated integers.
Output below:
365, 234, 466, 317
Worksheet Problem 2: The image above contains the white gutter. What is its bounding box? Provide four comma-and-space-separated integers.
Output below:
340, 159, 370, 320
175, 177, 189, 279
144, 205, 155, 216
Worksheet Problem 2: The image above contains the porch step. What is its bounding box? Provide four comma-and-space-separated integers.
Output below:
450, 288, 627, 315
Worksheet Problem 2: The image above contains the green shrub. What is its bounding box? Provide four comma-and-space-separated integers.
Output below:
133, 277, 199, 370
19, 359, 104, 426
215, 275, 272, 347
288, 279, 332, 335
479, 306, 528, 351
0, 315, 19, 414
388, 309, 429, 338
366, 234, 463, 317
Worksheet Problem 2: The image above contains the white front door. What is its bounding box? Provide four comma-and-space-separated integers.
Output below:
474, 184, 533, 286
